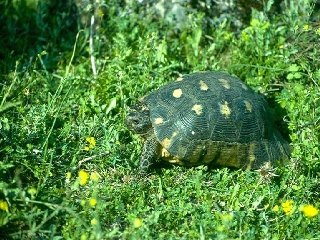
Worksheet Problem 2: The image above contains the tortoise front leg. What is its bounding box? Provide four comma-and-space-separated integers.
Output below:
140, 134, 161, 172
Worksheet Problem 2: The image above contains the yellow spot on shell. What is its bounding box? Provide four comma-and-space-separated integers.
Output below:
199, 80, 209, 91
162, 138, 171, 149
219, 101, 231, 118
244, 100, 253, 112
176, 76, 183, 81
154, 117, 164, 125
167, 158, 184, 164
241, 82, 248, 90
218, 79, 230, 89
192, 104, 203, 115
161, 132, 177, 149
173, 88, 183, 98
161, 148, 171, 157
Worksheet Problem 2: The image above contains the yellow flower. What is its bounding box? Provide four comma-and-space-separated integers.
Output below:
86, 137, 96, 147
89, 198, 97, 207
133, 218, 143, 228
301, 204, 319, 218
66, 172, 72, 179
90, 172, 100, 182
0, 200, 9, 212
272, 205, 279, 212
84, 137, 96, 151
91, 218, 98, 225
281, 200, 294, 215
78, 170, 89, 186
303, 24, 310, 31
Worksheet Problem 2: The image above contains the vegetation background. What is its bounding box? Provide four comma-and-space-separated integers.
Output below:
0, 0, 319, 239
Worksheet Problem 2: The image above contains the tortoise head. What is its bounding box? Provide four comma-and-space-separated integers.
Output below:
126, 103, 152, 135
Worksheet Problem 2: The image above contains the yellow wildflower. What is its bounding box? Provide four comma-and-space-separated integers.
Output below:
281, 200, 294, 215
79, 169, 89, 186
90, 172, 100, 182
133, 218, 143, 228
303, 24, 310, 31
91, 218, 98, 225
89, 198, 97, 207
301, 204, 319, 218
84, 137, 96, 151
272, 205, 279, 212
0, 200, 9, 212
66, 172, 72, 179
86, 137, 96, 147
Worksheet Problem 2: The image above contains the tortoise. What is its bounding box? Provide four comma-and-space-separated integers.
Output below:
126, 71, 290, 172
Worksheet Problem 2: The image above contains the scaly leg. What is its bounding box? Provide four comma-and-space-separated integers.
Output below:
140, 134, 161, 172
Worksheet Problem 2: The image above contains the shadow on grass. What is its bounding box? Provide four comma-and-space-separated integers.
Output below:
0, 0, 80, 74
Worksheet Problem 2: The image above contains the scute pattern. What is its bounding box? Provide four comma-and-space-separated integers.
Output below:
142, 71, 290, 168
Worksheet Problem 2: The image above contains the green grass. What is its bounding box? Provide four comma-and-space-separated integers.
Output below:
0, 0, 319, 239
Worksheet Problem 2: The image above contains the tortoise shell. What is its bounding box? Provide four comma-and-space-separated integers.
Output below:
141, 71, 290, 169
